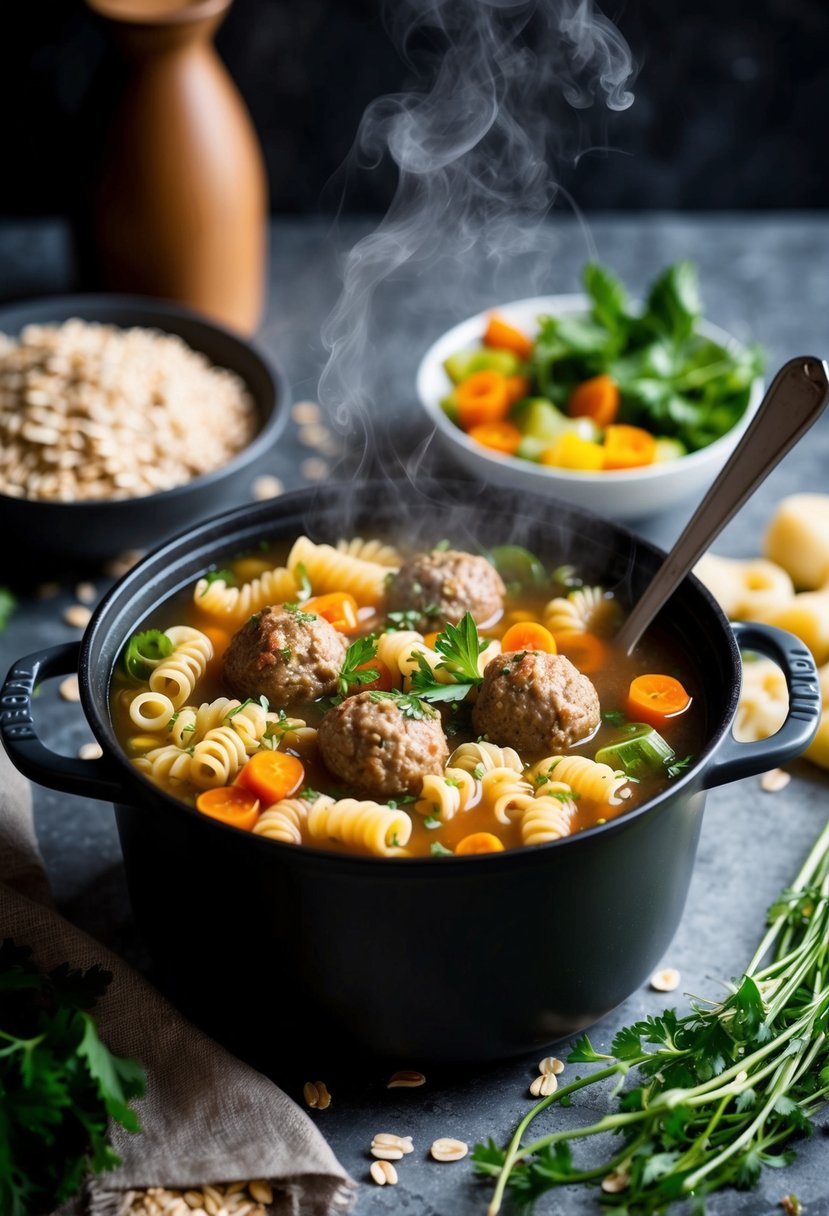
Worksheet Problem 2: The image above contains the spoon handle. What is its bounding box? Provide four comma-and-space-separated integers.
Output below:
616, 356, 829, 655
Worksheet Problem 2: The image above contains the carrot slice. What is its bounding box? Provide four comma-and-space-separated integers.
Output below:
348, 658, 395, 693
505, 374, 531, 405
237, 750, 305, 803
500, 622, 557, 653
626, 673, 692, 728
567, 373, 620, 427
553, 631, 608, 674
196, 786, 260, 831
482, 314, 534, 361
467, 420, 522, 456
456, 370, 511, 428
603, 424, 657, 470
456, 832, 505, 855
305, 592, 359, 633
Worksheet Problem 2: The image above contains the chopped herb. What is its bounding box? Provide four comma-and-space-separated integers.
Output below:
444, 776, 461, 788
500, 667, 511, 676
386, 609, 424, 630
225, 698, 256, 719
423, 815, 441, 829
299, 787, 321, 801
667, 754, 695, 777
182, 722, 196, 734
410, 611, 487, 702
338, 635, 380, 696
390, 833, 401, 848
167, 712, 180, 730
602, 709, 627, 727
283, 602, 317, 623
384, 570, 396, 589
472, 764, 485, 781
294, 562, 313, 602
411, 581, 423, 595
200, 569, 235, 593
430, 841, 454, 857
123, 629, 174, 680
279, 647, 292, 661
248, 613, 261, 628
433, 539, 451, 552
368, 689, 436, 719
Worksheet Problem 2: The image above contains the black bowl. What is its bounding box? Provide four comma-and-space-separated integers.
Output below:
0, 480, 821, 1064
0, 294, 287, 571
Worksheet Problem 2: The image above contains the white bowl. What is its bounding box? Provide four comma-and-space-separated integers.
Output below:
415, 294, 764, 521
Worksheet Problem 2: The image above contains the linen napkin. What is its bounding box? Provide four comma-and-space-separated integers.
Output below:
0, 748, 355, 1216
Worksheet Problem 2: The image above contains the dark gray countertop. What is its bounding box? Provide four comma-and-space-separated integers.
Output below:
2, 214, 829, 1215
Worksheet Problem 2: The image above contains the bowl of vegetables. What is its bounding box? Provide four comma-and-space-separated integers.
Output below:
415, 262, 764, 520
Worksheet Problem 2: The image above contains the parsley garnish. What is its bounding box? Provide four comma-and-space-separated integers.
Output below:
667, 754, 695, 778
283, 602, 317, 623
433, 539, 451, 552
423, 815, 441, 829
338, 635, 380, 696
279, 647, 292, 661
123, 629, 174, 680
299, 787, 321, 801
430, 841, 453, 857
167, 712, 180, 730
409, 611, 487, 703
386, 609, 424, 630
225, 695, 269, 719
603, 710, 627, 727
368, 690, 436, 719
472, 764, 485, 781
200, 569, 235, 594
390, 833, 402, 848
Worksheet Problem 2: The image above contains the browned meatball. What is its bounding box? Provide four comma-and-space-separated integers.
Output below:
472, 651, 600, 755
223, 604, 348, 706
385, 549, 506, 632
317, 691, 449, 799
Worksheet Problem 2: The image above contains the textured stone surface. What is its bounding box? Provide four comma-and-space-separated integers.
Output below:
2, 216, 829, 1214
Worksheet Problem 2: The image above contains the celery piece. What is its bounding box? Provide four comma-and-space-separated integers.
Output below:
653, 436, 688, 463
516, 435, 547, 462
595, 723, 675, 776
489, 545, 548, 590
443, 348, 522, 384
441, 390, 460, 424
511, 398, 571, 442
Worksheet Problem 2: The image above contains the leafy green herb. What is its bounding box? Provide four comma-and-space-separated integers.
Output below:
299, 787, 321, 801
433, 539, 451, 552
279, 647, 292, 661
123, 629, 174, 680
423, 815, 442, 829
430, 841, 454, 857
667, 754, 695, 778
294, 562, 313, 602
390, 833, 401, 848
387, 795, 417, 809
225, 695, 269, 719
283, 602, 317, 623
338, 635, 380, 696
603, 709, 627, 727
368, 689, 436, 720
0, 587, 16, 632
472, 764, 485, 781
200, 569, 235, 593
0, 940, 145, 1216
167, 712, 180, 730
475, 816, 829, 1214
385, 609, 424, 630
409, 611, 488, 703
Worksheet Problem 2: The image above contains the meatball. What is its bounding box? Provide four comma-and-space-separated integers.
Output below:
222, 604, 348, 706
385, 548, 506, 632
472, 651, 600, 755
317, 691, 449, 799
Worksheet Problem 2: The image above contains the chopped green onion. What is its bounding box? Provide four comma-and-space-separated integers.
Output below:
595, 723, 675, 777
124, 629, 174, 680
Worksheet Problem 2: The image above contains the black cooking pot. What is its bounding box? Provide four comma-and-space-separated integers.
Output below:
1, 481, 821, 1065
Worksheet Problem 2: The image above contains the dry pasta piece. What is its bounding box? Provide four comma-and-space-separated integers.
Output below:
448, 740, 523, 776
128, 690, 176, 732
335, 536, 402, 566
733, 657, 789, 743
763, 493, 829, 590
543, 586, 620, 637
415, 768, 479, 821
148, 626, 213, 710
307, 798, 412, 857
192, 564, 299, 627
520, 795, 575, 846
805, 661, 829, 769
529, 755, 628, 805
287, 535, 392, 607
757, 589, 829, 665
694, 553, 794, 619
480, 766, 535, 825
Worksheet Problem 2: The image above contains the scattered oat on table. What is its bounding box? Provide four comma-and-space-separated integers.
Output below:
63, 604, 91, 629
123, 1182, 269, 1216
298, 423, 332, 449
529, 1072, 558, 1098
386, 1069, 425, 1088
303, 1079, 331, 1109
251, 474, 284, 501
301, 457, 330, 481
650, 966, 681, 992
539, 1055, 565, 1075
78, 741, 103, 760
371, 1132, 414, 1156
104, 549, 145, 579
75, 580, 97, 605
59, 675, 80, 702
291, 400, 321, 425
430, 1137, 468, 1162
370, 1160, 398, 1186
761, 767, 791, 793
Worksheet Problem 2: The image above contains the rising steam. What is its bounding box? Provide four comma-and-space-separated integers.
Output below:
318, 0, 636, 475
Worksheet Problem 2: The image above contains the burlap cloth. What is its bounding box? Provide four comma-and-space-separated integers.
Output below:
0, 748, 355, 1216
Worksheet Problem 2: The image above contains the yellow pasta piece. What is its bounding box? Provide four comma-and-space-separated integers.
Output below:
307, 797, 412, 856
287, 535, 392, 607
193, 566, 299, 627
733, 658, 788, 743
757, 589, 829, 665
519, 796, 575, 846
804, 661, 829, 769
694, 553, 794, 620
543, 586, 620, 637
763, 494, 829, 590
415, 768, 479, 821
149, 626, 213, 710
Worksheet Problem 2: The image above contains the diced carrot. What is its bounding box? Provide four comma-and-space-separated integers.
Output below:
200, 626, 232, 669
305, 592, 359, 633
553, 631, 608, 674
482, 314, 534, 361
500, 621, 557, 653
505, 374, 531, 405
456, 370, 511, 428
348, 658, 395, 693
602, 424, 657, 470
567, 373, 620, 427
626, 673, 692, 728
467, 420, 522, 456
456, 832, 505, 855
422, 631, 441, 650
540, 433, 604, 471
196, 786, 261, 831
237, 750, 305, 803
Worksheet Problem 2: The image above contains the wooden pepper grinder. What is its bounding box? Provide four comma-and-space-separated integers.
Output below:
85, 0, 267, 335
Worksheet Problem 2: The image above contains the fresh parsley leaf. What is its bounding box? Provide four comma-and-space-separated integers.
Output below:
430, 841, 453, 857
338, 635, 379, 696
423, 816, 441, 829
667, 754, 695, 777
368, 689, 436, 719
123, 629, 174, 680
385, 609, 423, 630
200, 569, 235, 592
283, 602, 317, 623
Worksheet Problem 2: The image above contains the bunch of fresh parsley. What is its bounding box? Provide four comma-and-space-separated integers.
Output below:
0, 940, 145, 1216
531, 261, 764, 453
474, 816, 829, 1214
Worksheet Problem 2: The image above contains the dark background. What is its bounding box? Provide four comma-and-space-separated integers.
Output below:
5, 0, 829, 217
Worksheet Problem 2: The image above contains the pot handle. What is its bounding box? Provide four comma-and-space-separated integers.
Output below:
0, 643, 124, 802
701, 621, 822, 790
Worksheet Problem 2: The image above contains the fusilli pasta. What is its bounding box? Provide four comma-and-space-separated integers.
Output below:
128, 690, 176, 732
480, 766, 534, 825
543, 586, 619, 637
148, 626, 213, 710
528, 755, 628, 805
253, 796, 327, 845
188, 725, 249, 789
415, 768, 479, 821
520, 796, 575, 846
307, 797, 412, 856
335, 537, 402, 566
448, 740, 523, 776
192, 566, 299, 627
287, 535, 392, 607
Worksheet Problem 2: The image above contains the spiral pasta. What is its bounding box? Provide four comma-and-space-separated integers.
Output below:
188, 725, 249, 789
543, 586, 619, 637
192, 565, 299, 627
335, 537, 402, 566
520, 795, 575, 846
376, 630, 431, 681
287, 535, 392, 607
128, 690, 176, 732
253, 796, 328, 845
415, 768, 479, 821
480, 766, 535, 825
307, 797, 412, 857
133, 744, 192, 787
528, 755, 628, 805
148, 626, 213, 710
733, 658, 789, 743
694, 553, 794, 620
448, 740, 523, 776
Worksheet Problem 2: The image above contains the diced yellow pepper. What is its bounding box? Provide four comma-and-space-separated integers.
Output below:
540, 433, 604, 471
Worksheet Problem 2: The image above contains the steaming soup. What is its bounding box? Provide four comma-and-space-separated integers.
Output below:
111, 534, 702, 857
